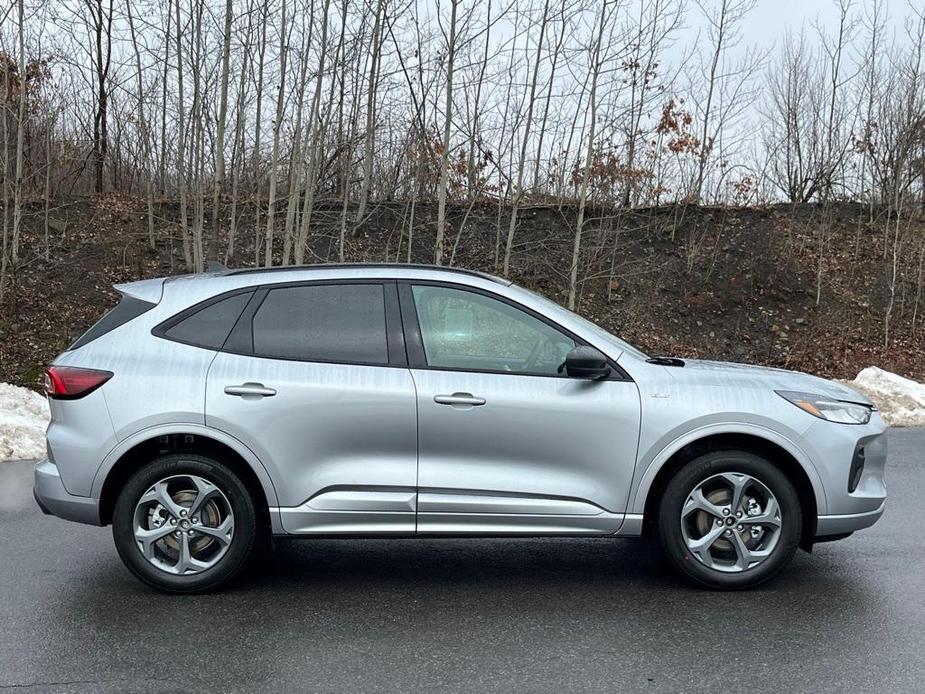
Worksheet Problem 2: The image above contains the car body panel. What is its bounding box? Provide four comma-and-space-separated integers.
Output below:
34, 264, 888, 546
205, 351, 418, 532
411, 368, 641, 532
88, 422, 281, 509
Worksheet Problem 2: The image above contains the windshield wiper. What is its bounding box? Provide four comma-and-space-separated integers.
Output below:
646, 356, 685, 367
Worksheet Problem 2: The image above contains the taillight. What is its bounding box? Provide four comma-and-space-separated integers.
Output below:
44, 366, 113, 399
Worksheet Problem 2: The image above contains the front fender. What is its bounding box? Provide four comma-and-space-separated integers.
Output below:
628, 421, 828, 516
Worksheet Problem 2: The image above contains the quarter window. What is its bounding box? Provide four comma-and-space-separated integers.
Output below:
252, 283, 388, 364
162, 291, 252, 350
411, 285, 575, 375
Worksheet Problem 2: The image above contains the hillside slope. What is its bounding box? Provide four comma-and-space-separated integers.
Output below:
1, 197, 922, 387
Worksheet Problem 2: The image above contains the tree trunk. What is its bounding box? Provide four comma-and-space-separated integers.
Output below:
263, 0, 290, 267
435, 0, 459, 266
211, 0, 235, 262
568, 1, 610, 310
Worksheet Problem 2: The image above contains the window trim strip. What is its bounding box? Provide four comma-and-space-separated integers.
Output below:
154, 278, 407, 368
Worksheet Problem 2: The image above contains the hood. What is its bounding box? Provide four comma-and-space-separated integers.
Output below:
662, 359, 873, 406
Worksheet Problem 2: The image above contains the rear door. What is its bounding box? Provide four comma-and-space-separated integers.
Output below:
401, 282, 641, 535
205, 280, 418, 534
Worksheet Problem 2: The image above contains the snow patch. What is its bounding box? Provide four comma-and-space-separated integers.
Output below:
0, 383, 50, 461
842, 367, 925, 427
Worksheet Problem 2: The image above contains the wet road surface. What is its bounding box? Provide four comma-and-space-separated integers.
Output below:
1, 428, 923, 692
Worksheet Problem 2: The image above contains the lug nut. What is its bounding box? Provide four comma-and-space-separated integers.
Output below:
187, 530, 194, 536
716, 520, 723, 526
180, 510, 187, 517
724, 529, 732, 536
170, 519, 177, 526
737, 524, 743, 531
192, 518, 198, 524
723, 508, 730, 516
174, 531, 181, 537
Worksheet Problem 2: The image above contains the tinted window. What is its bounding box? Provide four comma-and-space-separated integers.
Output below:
252, 284, 388, 364
411, 285, 575, 375
70, 294, 156, 350
163, 291, 252, 349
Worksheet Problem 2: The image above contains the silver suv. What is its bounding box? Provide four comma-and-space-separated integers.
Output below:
34, 264, 887, 592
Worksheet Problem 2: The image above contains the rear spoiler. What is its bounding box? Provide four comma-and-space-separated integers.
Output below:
112, 277, 166, 305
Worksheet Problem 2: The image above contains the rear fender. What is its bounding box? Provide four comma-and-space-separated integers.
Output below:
91, 423, 280, 508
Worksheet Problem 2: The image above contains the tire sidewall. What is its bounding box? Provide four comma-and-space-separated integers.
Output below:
658, 451, 802, 590
112, 453, 257, 593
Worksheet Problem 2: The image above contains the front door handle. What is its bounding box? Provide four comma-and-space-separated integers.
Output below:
224, 382, 277, 398
434, 392, 486, 407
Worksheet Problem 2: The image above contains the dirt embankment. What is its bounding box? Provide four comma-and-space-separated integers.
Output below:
1, 196, 923, 387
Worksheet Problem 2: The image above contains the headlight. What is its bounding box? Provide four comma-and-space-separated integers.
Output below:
776, 390, 873, 425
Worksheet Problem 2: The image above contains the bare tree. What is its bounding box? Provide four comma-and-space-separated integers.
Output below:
85, 0, 114, 194
294, 0, 334, 265
263, 0, 290, 267
353, 0, 387, 231
434, 0, 460, 266
211, 0, 235, 261
502, 0, 551, 277
569, 0, 617, 310
126, 0, 155, 250
10, 0, 28, 266
692, 0, 758, 202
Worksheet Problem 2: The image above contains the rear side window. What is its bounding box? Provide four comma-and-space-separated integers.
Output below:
69, 294, 156, 350
161, 291, 253, 350
252, 283, 388, 364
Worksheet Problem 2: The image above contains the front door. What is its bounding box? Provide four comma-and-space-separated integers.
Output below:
205, 280, 418, 534
401, 282, 641, 535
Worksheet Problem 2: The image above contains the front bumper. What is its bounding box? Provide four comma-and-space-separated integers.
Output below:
816, 500, 886, 538
33, 459, 102, 526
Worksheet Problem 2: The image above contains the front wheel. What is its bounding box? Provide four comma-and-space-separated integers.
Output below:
657, 450, 802, 590
112, 453, 259, 593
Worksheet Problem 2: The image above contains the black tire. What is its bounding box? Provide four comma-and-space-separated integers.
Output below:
112, 453, 259, 594
657, 450, 802, 590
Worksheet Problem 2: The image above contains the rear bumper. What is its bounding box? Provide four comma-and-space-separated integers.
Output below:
33, 459, 102, 526
815, 500, 885, 538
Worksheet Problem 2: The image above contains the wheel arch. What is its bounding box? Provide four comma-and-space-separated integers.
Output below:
634, 428, 824, 550
94, 425, 279, 528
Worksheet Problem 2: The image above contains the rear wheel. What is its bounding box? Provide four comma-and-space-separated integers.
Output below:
112, 453, 259, 593
657, 450, 802, 589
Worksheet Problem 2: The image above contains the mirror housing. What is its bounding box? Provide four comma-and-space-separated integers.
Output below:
563, 346, 611, 380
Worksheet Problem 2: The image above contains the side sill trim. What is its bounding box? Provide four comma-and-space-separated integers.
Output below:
615, 513, 644, 537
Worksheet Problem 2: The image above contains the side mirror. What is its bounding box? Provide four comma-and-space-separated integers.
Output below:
562, 346, 611, 380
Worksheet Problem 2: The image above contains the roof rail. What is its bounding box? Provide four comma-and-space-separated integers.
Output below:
225, 263, 510, 285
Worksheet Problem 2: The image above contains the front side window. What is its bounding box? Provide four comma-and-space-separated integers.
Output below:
252, 283, 388, 364
411, 285, 575, 375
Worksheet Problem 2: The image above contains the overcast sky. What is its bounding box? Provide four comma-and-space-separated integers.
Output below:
729, 0, 908, 54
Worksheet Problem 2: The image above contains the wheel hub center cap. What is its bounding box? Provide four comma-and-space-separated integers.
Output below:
724, 516, 736, 527
180, 520, 190, 529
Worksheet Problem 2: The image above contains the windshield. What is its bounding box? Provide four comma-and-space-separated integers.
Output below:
517, 287, 650, 361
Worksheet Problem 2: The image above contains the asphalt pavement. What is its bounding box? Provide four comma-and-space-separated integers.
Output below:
1, 428, 924, 693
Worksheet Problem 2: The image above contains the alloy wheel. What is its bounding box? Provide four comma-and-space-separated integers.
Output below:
680, 472, 782, 573
132, 474, 235, 575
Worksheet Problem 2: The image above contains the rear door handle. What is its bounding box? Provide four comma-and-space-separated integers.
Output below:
224, 382, 277, 398
434, 392, 486, 407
